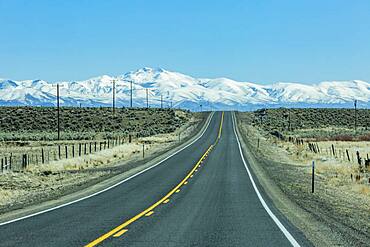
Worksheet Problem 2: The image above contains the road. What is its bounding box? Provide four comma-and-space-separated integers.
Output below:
0, 112, 310, 246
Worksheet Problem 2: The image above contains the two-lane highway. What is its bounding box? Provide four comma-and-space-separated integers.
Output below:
0, 112, 310, 246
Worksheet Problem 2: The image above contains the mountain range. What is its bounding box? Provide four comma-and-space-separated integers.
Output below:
0, 67, 369, 111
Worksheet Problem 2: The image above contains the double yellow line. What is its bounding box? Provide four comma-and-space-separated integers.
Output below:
85, 112, 224, 247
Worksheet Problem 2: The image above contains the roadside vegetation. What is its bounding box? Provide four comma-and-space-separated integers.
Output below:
0, 106, 205, 215
237, 108, 370, 247
0, 106, 189, 141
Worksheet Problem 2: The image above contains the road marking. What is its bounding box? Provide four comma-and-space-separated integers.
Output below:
85, 144, 214, 247
175, 189, 180, 193
163, 199, 170, 204
195, 169, 198, 172
217, 112, 224, 140
0, 112, 215, 227
113, 229, 128, 238
231, 112, 301, 247
184, 181, 188, 185
85, 112, 224, 247
145, 211, 154, 217
190, 175, 193, 178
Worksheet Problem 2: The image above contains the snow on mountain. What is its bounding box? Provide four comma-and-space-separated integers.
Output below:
0, 67, 369, 110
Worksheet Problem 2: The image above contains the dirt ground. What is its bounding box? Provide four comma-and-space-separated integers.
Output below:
236, 112, 370, 247
0, 113, 206, 215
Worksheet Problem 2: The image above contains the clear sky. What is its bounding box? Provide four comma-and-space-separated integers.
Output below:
1, 0, 369, 84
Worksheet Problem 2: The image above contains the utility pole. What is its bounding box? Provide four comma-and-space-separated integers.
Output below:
57, 84, 60, 141
354, 100, 357, 132
130, 80, 133, 108
112, 79, 116, 115
146, 88, 149, 109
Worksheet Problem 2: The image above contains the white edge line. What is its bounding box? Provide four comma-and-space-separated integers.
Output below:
231, 112, 301, 247
0, 112, 215, 226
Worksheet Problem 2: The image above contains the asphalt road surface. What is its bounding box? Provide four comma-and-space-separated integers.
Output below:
0, 112, 311, 246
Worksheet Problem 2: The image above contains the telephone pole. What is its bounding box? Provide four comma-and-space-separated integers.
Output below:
57, 84, 60, 141
354, 100, 357, 132
130, 80, 133, 108
112, 79, 116, 115
146, 88, 149, 108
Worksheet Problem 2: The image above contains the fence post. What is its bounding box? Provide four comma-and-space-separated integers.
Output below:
9, 154, 12, 170
84, 143, 87, 155
312, 161, 315, 193
58, 145, 61, 160
72, 145, 75, 158
89, 142, 92, 153
143, 143, 145, 158
65, 145, 68, 159
79, 143, 82, 156
1, 158, 3, 173
95, 142, 97, 152
41, 148, 45, 164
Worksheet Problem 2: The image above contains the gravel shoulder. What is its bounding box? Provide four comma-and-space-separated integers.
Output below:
235, 112, 370, 247
0, 112, 211, 223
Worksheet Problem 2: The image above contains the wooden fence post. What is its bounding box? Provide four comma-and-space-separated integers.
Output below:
9, 154, 12, 170
312, 161, 315, 193
41, 148, 45, 164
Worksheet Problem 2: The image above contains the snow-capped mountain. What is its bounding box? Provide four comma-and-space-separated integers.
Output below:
0, 67, 369, 111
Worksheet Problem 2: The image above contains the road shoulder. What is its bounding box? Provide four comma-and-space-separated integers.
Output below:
234, 112, 337, 247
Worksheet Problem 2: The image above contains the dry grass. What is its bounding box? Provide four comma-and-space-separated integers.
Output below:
0, 114, 203, 213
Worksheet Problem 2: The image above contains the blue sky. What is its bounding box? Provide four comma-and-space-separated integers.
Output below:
1, 0, 369, 84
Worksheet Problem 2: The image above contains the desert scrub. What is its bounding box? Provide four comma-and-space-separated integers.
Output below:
0, 107, 191, 141
251, 108, 370, 140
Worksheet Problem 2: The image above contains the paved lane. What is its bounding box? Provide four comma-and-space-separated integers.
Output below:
0, 112, 310, 247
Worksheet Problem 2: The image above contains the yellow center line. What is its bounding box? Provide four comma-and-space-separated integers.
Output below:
217, 112, 224, 140
85, 145, 213, 247
145, 211, 154, 217
163, 199, 170, 204
84, 112, 224, 247
113, 229, 128, 238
